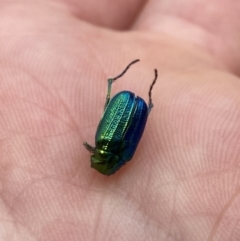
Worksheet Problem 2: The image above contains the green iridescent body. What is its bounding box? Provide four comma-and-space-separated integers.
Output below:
84, 60, 157, 175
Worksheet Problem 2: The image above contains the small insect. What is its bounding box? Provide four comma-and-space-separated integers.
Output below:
84, 59, 157, 175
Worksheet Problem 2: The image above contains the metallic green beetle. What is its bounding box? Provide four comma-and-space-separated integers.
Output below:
84, 59, 157, 175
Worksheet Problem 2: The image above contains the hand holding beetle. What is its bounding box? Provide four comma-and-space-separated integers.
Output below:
1, 1, 240, 241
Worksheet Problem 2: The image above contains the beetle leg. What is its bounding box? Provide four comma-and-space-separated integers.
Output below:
83, 142, 96, 153
104, 59, 140, 110
148, 69, 158, 115
104, 78, 113, 109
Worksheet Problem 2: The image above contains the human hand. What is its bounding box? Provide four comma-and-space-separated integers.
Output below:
1, 1, 240, 240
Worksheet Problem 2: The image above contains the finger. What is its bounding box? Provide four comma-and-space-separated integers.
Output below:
133, 0, 240, 75
63, 0, 145, 29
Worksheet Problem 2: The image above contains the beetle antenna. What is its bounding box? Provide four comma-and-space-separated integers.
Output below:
112, 59, 140, 81
148, 69, 158, 113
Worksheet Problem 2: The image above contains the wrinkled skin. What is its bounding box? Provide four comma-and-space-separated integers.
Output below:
1, 1, 240, 241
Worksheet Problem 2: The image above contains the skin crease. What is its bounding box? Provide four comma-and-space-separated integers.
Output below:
0, 0, 240, 240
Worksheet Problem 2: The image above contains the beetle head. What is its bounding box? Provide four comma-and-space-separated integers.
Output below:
91, 149, 120, 175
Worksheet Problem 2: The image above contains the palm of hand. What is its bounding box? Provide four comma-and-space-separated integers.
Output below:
1, 1, 240, 241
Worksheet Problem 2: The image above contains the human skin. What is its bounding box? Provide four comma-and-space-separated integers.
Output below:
0, 0, 240, 240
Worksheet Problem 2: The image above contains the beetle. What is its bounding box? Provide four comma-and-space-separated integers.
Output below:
83, 59, 157, 175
